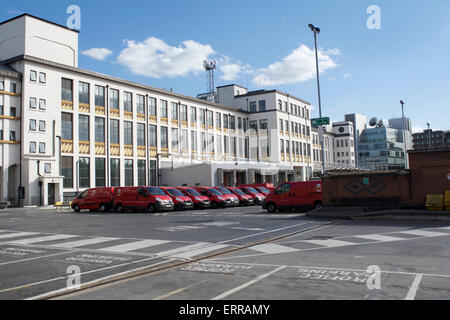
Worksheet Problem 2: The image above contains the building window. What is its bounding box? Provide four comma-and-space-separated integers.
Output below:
124, 159, 133, 186
199, 109, 206, 125
95, 117, 105, 143
223, 114, 229, 129
190, 106, 197, 123
95, 158, 106, 187
137, 95, 145, 114
278, 100, 282, 110
280, 139, 284, 154
138, 160, 146, 186
39, 120, 46, 132
62, 113, 73, 140
61, 78, 73, 101
30, 119, 37, 131
230, 116, 236, 130
160, 100, 168, 118
224, 135, 229, 154
149, 97, 156, 116
249, 101, 257, 112
259, 100, 266, 112
238, 117, 242, 130
180, 104, 187, 122
30, 70, 37, 82
124, 92, 133, 112
149, 125, 157, 147
124, 121, 133, 145
191, 131, 197, 152
110, 159, 120, 187
279, 119, 283, 131
79, 82, 90, 105
95, 85, 105, 107
250, 120, 258, 132
216, 113, 221, 128
39, 99, 46, 110
79, 157, 90, 188
10, 83, 17, 93
29, 142, 36, 153
110, 119, 119, 144
160, 126, 168, 149
110, 89, 119, 110
62, 156, 73, 188
171, 102, 178, 120
39, 142, 45, 153
171, 128, 179, 152
137, 123, 145, 146
39, 72, 46, 84
216, 134, 222, 154
260, 119, 268, 130
79, 115, 90, 141
182, 129, 188, 151
201, 132, 206, 153
9, 131, 16, 141
207, 110, 213, 127
0, 81, 3, 91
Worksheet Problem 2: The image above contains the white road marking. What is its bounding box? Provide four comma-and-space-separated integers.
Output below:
171, 244, 230, 259
354, 234, 407, 242
398, 230, 448, 237
405, 274, 423, 300
231, 227, 265, 231
7, 234, 78, 245
302, 239, 355, 248
48, 237, 119, 249
211, 266, 286, 300
98, 239, 170, 253
437, 226, 450, 230
154, 243, 210, 258
249, 243, 299, 254
0, 232, 39, 240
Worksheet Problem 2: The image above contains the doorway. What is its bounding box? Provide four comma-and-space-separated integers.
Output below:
48, 183, 56, 205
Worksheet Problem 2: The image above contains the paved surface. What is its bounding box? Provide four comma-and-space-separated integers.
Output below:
0, 205, 449, 300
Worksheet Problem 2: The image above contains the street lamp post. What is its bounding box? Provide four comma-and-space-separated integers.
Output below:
400, 100, 408, 169
308, 24, 325, 174
426, 123, 431, 150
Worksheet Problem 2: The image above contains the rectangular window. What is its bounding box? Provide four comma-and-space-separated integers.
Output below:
30, 119, 36, 131
149, 125, 157, 147
182, 129, 188, 151
61, 78, 73, 101
39, 99, 46, 110
180, 104, 187, 122
39, 120, 46, 132
138, 160, 146, 186
160, 126, 168, 148
216, 135, 222, 154
160, 100, 168, 118
79, 115, 90, 141
285, 120, 289, 133
39, 72, 46, 84
278, 100, 282, 110
0, 81, 3, 91
171, 127, 179, 152
62, 113, 73, 140
249, 101, 257, 112
39, 142, 45, 153
137, 95, 145, 114
199, 109, 206, 125
110, 89, 119, 110
110, 119, 119, 144
95, 158, 106, 187
124, 92, 133, 112
238, 117, 242, 129
149, 97, 157, 116
171, 102, 178, 120
95, 85, 105, 107
137, 123, 145, 146
231, 137, 236, 155
207, 110, 213, 126
250, 120, 258, 132
191, 131, 197, 152
62, 156, 73, 188
45, 163, 51, 174
95, 117, 105, 143
208, 133, 214, 154
124, 159, 133, 186
124, 121, 133, 145
224, 135, 229, 154
110, 159, 120, 187
259, 100, 266, 112
9, 131, 15, 141
10, 83, 16, 93
29, 141, 36, 153
79, 157, 90, 188
230, 116, 236, 130
216, 113, 221, 128
223, 114, 229, 129
279, 119, 283, 131
79, 82, 90, 105
280, 139, 284, 154
30, 70, 37, 82
260, 119, 268, 130
29, 97, 36, 109
190, 106, 197, 123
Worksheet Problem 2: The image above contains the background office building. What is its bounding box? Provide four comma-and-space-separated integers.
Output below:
344, 113, 367, 166
413, 129, 450, 151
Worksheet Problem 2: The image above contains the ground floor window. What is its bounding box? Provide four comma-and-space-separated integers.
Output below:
110, 159, 120, 187
124, 159, 133, 186
79, 157, 90, 188
62, 156, 73, 188
137, 160, 146, 186
95, 158, 106, 187
149, 160, 157, 186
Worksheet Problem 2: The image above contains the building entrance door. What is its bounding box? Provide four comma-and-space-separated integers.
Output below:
48, 183, 56, 205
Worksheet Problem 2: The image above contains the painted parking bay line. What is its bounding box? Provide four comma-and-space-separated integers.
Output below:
6, 234, 78, 245
353, 234, 408, 242
302, 239, 355, 248
249, 243, 299, 254
47, 237, 119, 249
98, 239, 170, 253
0, 232, 39, 240
397, 230, 449, 237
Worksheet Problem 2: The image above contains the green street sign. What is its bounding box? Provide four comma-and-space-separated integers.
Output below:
311, 117, 330, 127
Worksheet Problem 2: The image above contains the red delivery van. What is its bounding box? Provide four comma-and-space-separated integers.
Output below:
262, 181, 323, 213
160, 187, 194, 210
227, 187, 254, 206
113, 186, 174, 213
214, 187, 240, 206
194, 187, 231, 209
72, 187, 115, 213
239, 186, 266, 205
176, 187, 211, 209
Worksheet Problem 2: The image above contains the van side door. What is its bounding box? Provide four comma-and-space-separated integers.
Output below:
275, 183, 290, 209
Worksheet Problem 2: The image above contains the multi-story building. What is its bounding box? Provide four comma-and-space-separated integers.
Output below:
0, 14, 318, 206
311, 126, 335, 175
331, 121, 356, 167
413, 129, 450, 151
344, 113, 366, 166
388, 117, 413, 151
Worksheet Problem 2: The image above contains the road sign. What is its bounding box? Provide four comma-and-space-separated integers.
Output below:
311, 117, 330, 127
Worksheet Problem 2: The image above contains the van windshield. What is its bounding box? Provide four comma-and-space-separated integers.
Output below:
208, 188, 223, 195
246, 187, 258, 193
146, 187, 166, 195
231, 188, 245, 195
258, 187, 270, 193
185, 188, 201, 196
217, 187, 233, 195
166, 188, 184, 196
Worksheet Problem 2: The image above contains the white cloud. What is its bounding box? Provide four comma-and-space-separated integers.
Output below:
117, 37, 215, 78
412, 126, 425, 133
220, 63, 243, 81
82, 48, 113, 61
252, 44, 339, 86
343, 73, 351, 79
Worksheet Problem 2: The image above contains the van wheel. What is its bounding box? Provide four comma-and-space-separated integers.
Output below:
147, 204, 156, 213
211, 202, 217, 209
314, 202, 323, 210
73, 204, 81, 213
99, 204, 107, 213
267, 203, 277, 213
116, 204, 124, 213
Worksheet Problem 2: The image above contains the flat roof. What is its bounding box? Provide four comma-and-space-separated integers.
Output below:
0, 13, 79, 33
235, 89, 311, 105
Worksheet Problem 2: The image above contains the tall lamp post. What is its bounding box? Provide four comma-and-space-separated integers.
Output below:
426, 123, 431, 150
308, 24, 325, 174
400, 100, 408, 169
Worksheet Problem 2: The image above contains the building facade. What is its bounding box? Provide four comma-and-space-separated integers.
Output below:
344, 113, 367, 166
413, 129, 450, 151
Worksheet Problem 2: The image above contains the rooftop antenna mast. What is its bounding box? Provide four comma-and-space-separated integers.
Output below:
203, 60, 217, 102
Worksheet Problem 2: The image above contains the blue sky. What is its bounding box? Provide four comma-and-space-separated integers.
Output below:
2, 0, 450, 131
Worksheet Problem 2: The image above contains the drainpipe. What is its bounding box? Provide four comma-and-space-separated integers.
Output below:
37, 160, 42, 206
18, 73, 23, 207
146, 94, 150, 185
105, 85, 110, 187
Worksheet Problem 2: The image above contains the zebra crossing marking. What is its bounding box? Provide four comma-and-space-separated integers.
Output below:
302, 239, 355, 248
0, 232, 39, 240
250, 243, 299, 254
98, 239, 171, 253
354, 234, 407, 242
6, 234, 78, 245
397, 230, 449, 237
48, 237, 119, 249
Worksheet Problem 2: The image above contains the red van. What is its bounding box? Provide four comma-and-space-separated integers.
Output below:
176, 187, 211, 209
194, 187, 231, 209
160, 187, 194, 210
113, 186, 174, 213
227, 187, 254, 206
214, 187, 240, 206
238, 186, 266, 205
262, 181, 323, 213
239, 183, 275, 194
72, 187, 115, 213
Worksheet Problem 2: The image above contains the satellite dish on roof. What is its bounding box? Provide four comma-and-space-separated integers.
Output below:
369, 117, 378, 127
377, 119, 384, 127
